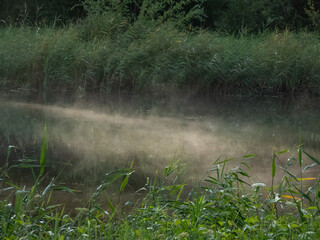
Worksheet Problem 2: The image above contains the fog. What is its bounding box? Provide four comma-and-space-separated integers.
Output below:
1, 96, 319, 189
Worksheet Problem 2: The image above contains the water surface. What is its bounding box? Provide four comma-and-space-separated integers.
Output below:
1, 93, 319, 207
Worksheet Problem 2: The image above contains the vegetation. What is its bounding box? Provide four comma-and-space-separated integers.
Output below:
0, 0, 320, 96
2, 1, 320, 238
1, 129, 320, 239
1, 26, 320, 96
0, 0, 319, 32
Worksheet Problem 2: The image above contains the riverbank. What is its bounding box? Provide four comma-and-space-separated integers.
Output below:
1, 25, 320, 96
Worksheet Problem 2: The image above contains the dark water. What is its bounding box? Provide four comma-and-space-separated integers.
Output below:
1, 92, 320, 208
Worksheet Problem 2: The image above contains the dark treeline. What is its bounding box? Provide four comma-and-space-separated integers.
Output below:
1, 0, 320, 32
0, 0, 83, 25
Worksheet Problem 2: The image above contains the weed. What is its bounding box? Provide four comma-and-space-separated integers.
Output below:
1, 128, 320, 238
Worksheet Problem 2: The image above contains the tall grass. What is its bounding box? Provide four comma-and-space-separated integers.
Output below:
1, 24, 320, 96
1, 129, 320, 239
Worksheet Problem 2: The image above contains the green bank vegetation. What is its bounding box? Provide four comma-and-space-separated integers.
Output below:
1, 0, 320, 96
2, 2, 320, 239
1, 129, 320, 239
2, 27, 320, 96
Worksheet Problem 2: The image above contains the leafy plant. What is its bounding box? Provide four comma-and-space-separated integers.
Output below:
305, 0, 320, 31
1, 127, 320, 238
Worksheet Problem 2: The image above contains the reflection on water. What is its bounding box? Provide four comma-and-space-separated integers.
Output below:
0, 93, 320, 207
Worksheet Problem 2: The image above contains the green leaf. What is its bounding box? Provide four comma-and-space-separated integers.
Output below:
277, 149, 289, 154
303, 163, 317, 172
240, 161, 251, 170
280, 166, 298, 182
176, 184, 184, 201
108, 199, 115, 213
272, 150, 276, 178
307, 206, 317, 210
242, 154, 256, 158
298, 127, 302, 168
120, 161, 134, 191
303, 150, 320, 166
42, 179, 55, 197
12, 164, 40, 168
54, 186, 76, 194
215, 158, 234, 165
293, 185, 314, 204
237, 169, 250, 178
47, 204, 63, 210
120, 175, 129, 192
39, 124, 47, 177
213, 156, 222, 165
18, 158, 36, 163
287, 189, 299, 195
5, 181, 21, 190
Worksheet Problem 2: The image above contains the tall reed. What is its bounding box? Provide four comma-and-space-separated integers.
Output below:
1, 26, 320, 96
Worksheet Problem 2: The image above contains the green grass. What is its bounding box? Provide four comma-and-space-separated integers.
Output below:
1, 24, 320, 96
1, 129, 320, 239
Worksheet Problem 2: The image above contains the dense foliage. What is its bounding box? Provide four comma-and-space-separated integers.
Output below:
1, 27, 320, 96
1, 1, 320, 96
1, 0, 320, 32
0, 0, 83, 25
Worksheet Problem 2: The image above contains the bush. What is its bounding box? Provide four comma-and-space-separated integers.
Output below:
203, 0, 311, 33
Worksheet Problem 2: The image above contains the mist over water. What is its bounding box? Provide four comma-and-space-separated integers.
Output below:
1, 94, 320, 190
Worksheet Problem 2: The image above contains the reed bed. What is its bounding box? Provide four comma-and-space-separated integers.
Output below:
1, 25, 320, 96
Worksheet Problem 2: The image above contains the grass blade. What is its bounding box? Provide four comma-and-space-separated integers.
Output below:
280, 166, 298, 182
272, 148, 276, 178
303, 150, 320, 166
39, 124, 47, 177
